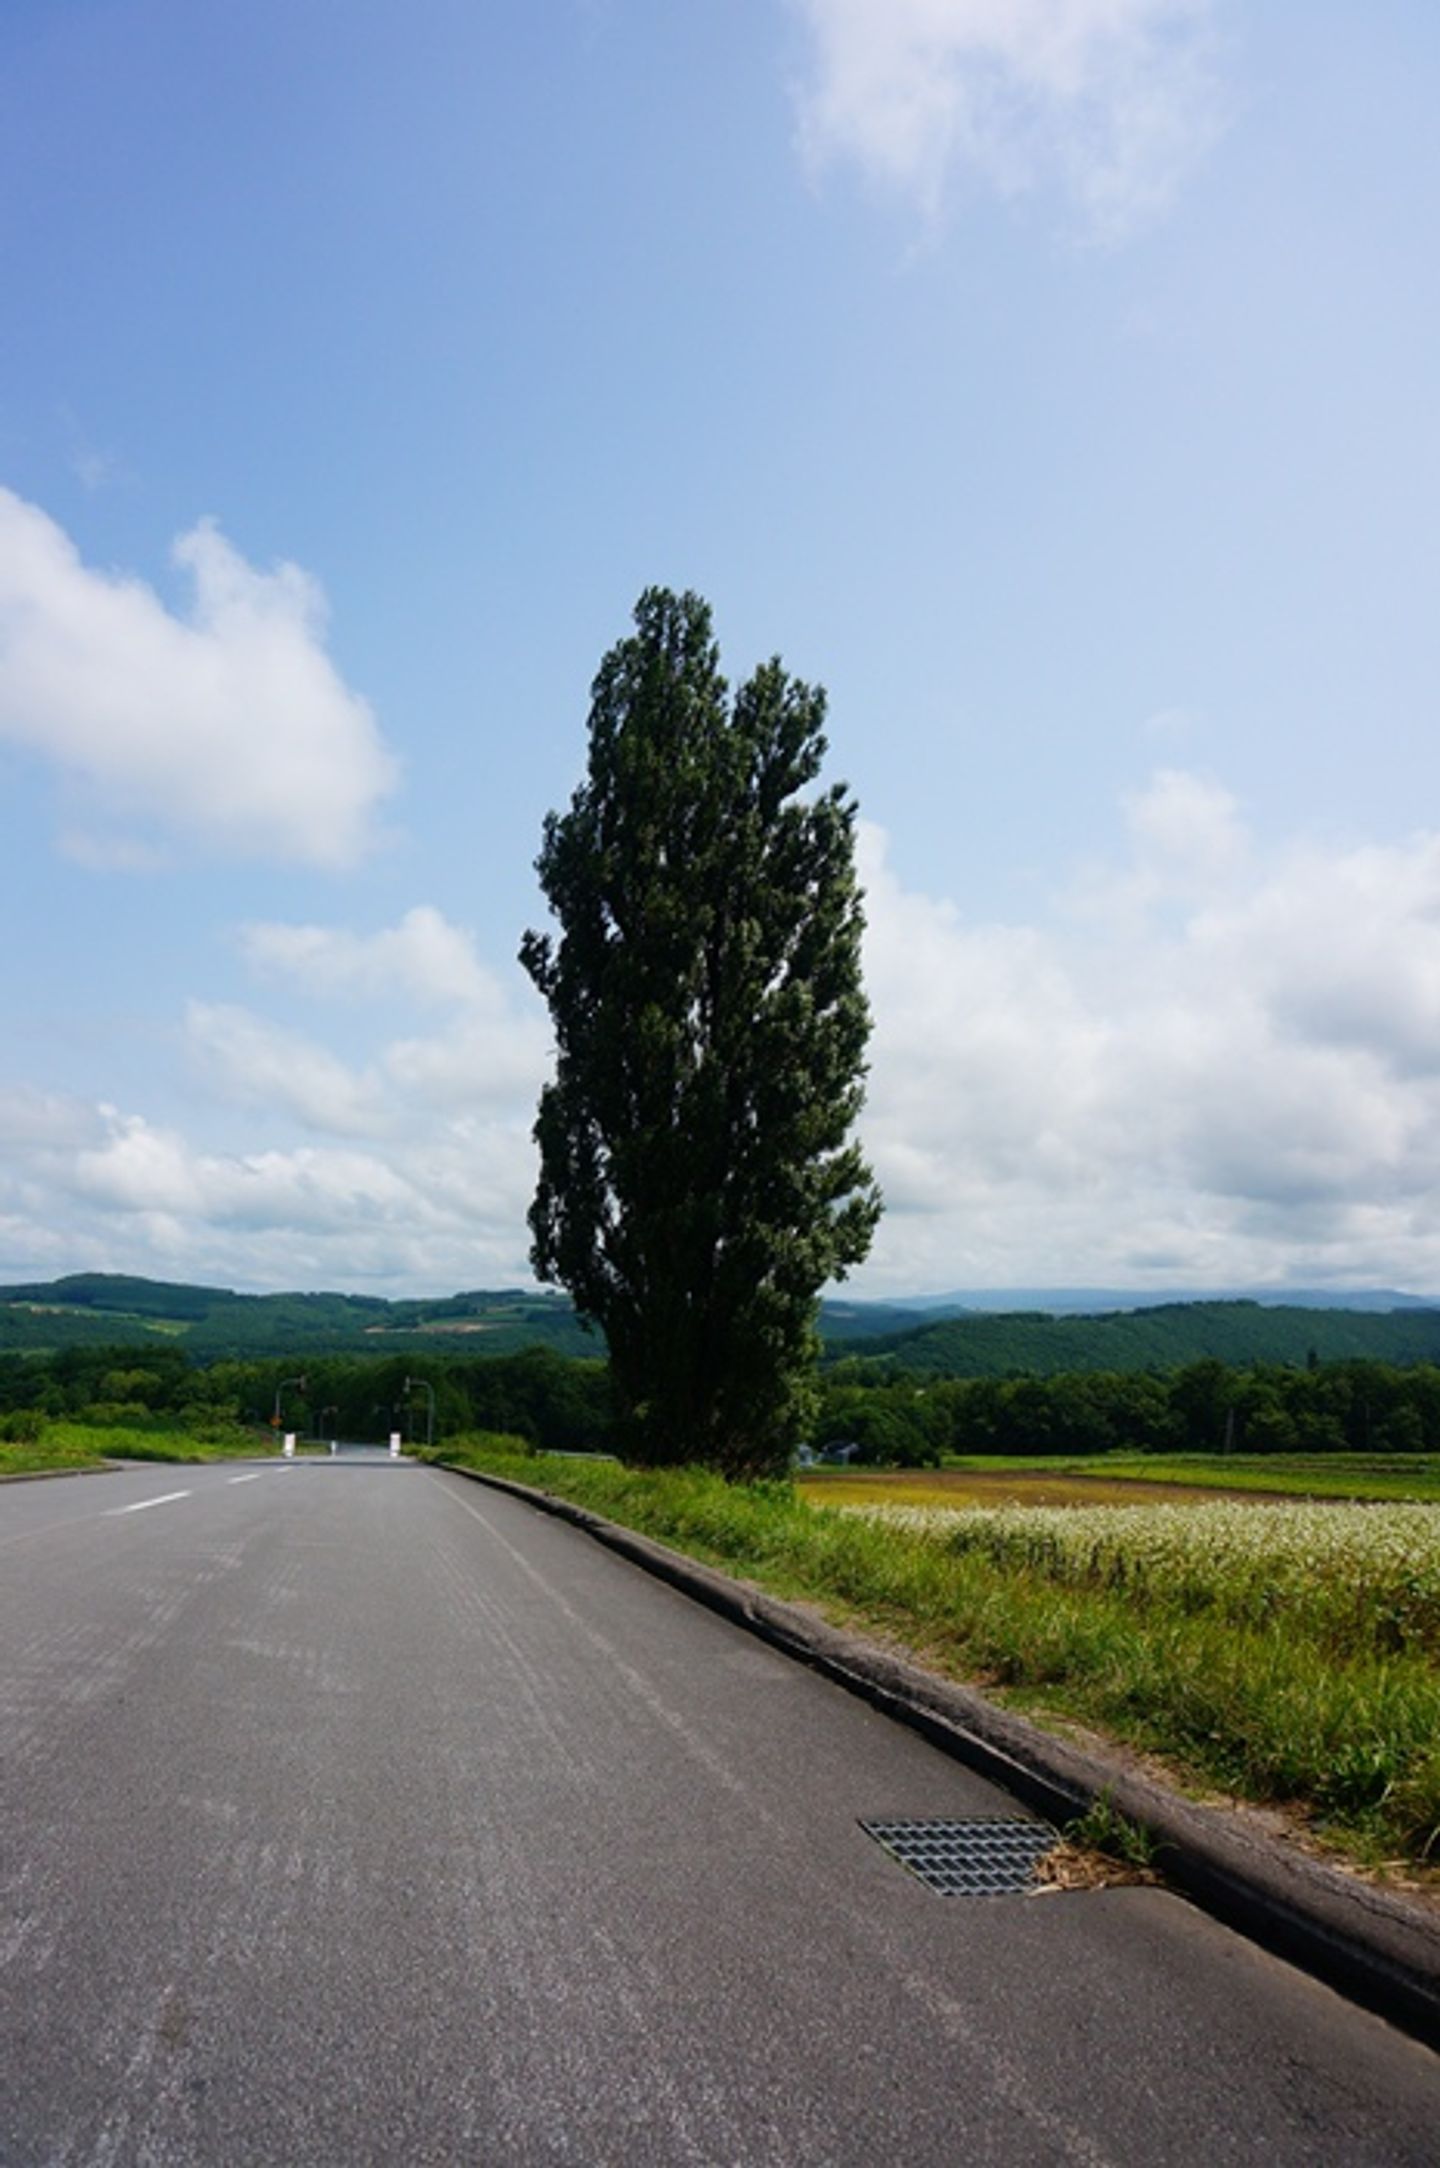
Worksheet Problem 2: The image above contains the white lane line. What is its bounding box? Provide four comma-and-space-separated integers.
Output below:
106, 1490, 192, 1516
227, 1473, 263, 1485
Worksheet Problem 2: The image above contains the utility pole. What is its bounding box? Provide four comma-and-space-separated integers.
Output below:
273, 1374, 306, 1429
403, 1376, 435, 1452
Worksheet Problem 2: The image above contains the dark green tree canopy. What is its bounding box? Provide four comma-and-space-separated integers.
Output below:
520, 587, 881, 1476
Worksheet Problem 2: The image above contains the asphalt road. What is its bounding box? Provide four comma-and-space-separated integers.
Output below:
3, 1458, 1438, 2166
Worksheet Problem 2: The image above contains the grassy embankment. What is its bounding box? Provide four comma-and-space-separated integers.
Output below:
429, 1437, 1440, 1874
0, 1423, 278, 1479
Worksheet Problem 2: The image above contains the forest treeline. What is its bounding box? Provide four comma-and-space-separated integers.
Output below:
817, 1356, 1440, 1461
0, 1343, 611, 1452
5, 1338, 1440, 1461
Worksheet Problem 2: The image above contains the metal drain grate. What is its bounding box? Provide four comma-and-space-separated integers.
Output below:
861, 1818, 1058, 1895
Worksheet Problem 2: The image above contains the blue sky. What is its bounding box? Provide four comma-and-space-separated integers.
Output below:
3, 0, 1440, 1298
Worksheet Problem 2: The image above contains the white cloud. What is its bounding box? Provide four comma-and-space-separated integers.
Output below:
0, 1086, 104, 1152
3, 1093, 536, 1289
238, 905, 552, 1108
184, 1003, 386, 1137
383, 1016, 551, 1111
1124, 767, 1245, 890
856, 784, 1440, 1294
1069, 767, 1248, 929
240, 906, 495, 1008
0, 898, 552, 1291
0, 488, 397, 866
790, 0, 1224, 240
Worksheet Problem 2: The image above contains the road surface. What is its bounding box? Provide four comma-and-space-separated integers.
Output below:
3, 1457, 1437, 2164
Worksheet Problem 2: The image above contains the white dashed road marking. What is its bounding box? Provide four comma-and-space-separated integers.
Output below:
106, 1491, 192, 1516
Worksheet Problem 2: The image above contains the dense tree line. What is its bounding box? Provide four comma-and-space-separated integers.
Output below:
816, 1356, 1440, 1462
5, 1341, 1439, 1464
0, 1345, 610, 1453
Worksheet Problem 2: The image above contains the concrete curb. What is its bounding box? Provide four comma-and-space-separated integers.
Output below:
0, 1461, 116, 1484
436, 1458, 1440, 2050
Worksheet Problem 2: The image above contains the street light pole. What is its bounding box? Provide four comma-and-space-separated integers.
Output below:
403, 1376, 435, 1452
273, 1374, 306, 1429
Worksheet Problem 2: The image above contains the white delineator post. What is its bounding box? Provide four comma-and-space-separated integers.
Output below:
389, 1432, 402, 1459
283, 1433, 296, 1459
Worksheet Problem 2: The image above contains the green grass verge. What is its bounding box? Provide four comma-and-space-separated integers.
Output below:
0, 1434, 111, 1476
428, 1436, 1440, 1874
0, 1422, 280, 1477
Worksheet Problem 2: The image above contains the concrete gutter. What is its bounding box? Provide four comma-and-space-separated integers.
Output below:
438, 1459, 1440, 2051
0, 1462, 115, 1483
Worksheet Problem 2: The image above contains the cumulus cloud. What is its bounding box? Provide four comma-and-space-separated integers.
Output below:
1069, 767, 1248, 934
856, 782, 1440, 1295
184, 1004, 386, 1137
382, 1016, 552, 1111
790, 0, 1225, 239
0, 1085, 105, 1152
240, 906, 495, 1008
4, 1091, 540, 1291
0, 900, 552, 1290
237, 906, 552, 1108
0, 488, 397, 865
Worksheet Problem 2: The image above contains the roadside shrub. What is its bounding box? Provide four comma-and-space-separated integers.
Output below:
0, 1407, 46, 1444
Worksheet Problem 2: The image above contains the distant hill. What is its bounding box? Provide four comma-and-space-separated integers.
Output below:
814, 1299, 935, 1339
0, 1272, 919, 1361
4, 1274, 1439, 1375
895, 1286, 1436, 1317
0, 1274, 597, 1359
836, 1300, 1440, 1378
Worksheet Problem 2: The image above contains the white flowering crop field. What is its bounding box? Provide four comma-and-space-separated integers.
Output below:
844, 1500, 1440, 1659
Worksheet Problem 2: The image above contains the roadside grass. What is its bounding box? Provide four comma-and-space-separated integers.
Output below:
0, 1433, 111, 1477
429, 1436, 1440, 1875
1037, 1790, 1166, 1890
0, 1422, 278, 1477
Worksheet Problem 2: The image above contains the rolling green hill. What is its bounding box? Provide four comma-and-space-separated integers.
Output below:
5, 1276, 1440, 1376
842, 1300, 1440, 1378
0, 1275, 597, 1359
0, 1273, 935, 1360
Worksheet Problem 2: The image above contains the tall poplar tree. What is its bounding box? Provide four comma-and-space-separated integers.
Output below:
519, 588, 881, 1478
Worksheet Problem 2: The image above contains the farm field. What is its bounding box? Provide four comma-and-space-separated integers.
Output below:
799, 1452, 1440, 1509
800, 1465, 1261, 1509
